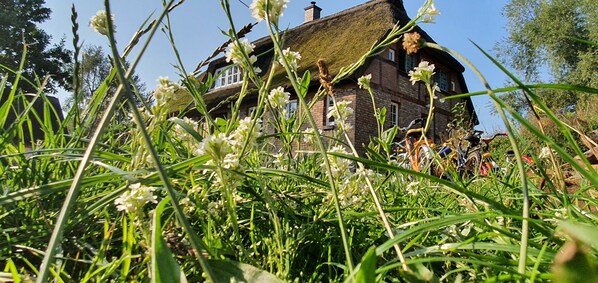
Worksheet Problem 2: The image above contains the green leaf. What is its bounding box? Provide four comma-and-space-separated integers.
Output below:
169, 117, 203, 142
299, 70, 311, 97
208, 259, 283, 283
355, 246, 377, 283
151, 197, 187, 283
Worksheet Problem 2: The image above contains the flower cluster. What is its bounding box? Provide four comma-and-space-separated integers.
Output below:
417, 3, 440, 23
405, 181, 419, 196
402, 32, 422, 55
357, 74, 372, 90
114, 183, 157, 214
229, 117, 263, 152
327, 99, 354, 131
278, 48, 302, 71
302, 127, 321, 145
324, 145, 352, 179
89, 10, 114, 35
195, 117, 262, 172
172, 117, 201, 152
250, 0, 289, 24
268, 86, 290, 109
153, 77, 188, 112
408, 61, 435, 85
538, 146, 553, 159
225, 39, 261, 74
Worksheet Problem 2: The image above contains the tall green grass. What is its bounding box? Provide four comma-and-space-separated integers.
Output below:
1, 0, 597, 282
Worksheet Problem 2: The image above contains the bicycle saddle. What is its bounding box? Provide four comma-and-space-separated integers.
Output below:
464, 134, 480, 145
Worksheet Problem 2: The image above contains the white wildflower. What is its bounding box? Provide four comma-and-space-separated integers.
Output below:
89, 10, 114, 35
357, 74, 372, 90
538, 146, 552, 159
230, 117, 262, 151
406, 181, 419, 196
324, 145, 352, 179
408, 61, 435, 85
418, 3, 440, 23
225, 39, 256, 66
327, 100, 354, 122
222, 153, 240, 170
303, 128, 321, 145
278, 48, 302, 70
153, 77, 186, 109
194, 132, 231, 161
268, 86, 290, 109
114, 183, 157, 214
250, 0, 289, 24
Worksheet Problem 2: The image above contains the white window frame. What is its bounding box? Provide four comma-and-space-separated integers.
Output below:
390, 102, 399, 127
388, 49, 395, 61
285, 99, 298, 118
326, 96, 335, 126
213, 65, 242, 89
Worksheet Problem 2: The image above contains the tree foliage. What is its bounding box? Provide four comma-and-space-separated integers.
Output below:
0, 0, 71, 93
66, 44, 149, 126
497, 0, 598, 112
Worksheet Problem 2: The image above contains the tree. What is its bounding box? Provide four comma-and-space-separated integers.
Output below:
497, 0, 598, 113
66, 44, 149, 125
0, 0, 71, 93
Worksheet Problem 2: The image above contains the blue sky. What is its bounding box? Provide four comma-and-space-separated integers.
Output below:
41, 0, 511, 133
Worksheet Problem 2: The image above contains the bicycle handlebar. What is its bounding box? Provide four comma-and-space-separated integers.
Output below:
482, 132, 508, 143
400, 118, 424, 132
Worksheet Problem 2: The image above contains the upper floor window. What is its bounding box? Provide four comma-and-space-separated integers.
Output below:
436, 69, 449, 92
213, 65, 242, 89
388, 49, 395, 61
389, 102, 399, 127
405, 54, 418, 72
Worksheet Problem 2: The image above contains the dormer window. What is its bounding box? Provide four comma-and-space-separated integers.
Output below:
213, 65, 242, 89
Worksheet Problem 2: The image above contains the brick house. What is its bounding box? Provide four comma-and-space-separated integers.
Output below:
195, 0, 477, 153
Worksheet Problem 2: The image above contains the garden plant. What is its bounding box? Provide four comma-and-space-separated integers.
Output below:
1, 0, 597, 282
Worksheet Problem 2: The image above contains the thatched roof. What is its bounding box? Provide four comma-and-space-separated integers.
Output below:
201, 0, 467, 106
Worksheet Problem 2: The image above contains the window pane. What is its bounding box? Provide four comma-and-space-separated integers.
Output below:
405, 54, 417, 71
327, 96, 335, 125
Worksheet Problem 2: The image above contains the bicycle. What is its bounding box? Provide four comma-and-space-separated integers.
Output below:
437, 126, 506, 177
392, 118, 436, 173
465, 131, 508, 176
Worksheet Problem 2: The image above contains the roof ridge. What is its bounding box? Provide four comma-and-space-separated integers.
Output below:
252, 0, 407, 46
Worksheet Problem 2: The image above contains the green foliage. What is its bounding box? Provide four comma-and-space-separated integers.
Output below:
498, 0, 598, 112
0, 0, 72, 93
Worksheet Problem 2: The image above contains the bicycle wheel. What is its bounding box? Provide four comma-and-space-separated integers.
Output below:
465, 150, 482, 176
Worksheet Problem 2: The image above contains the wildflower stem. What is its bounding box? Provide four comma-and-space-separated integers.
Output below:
264, 15, 355, 275
337, 91, 409, 271
105, 8, 217, 283
424, 41, 530, 276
